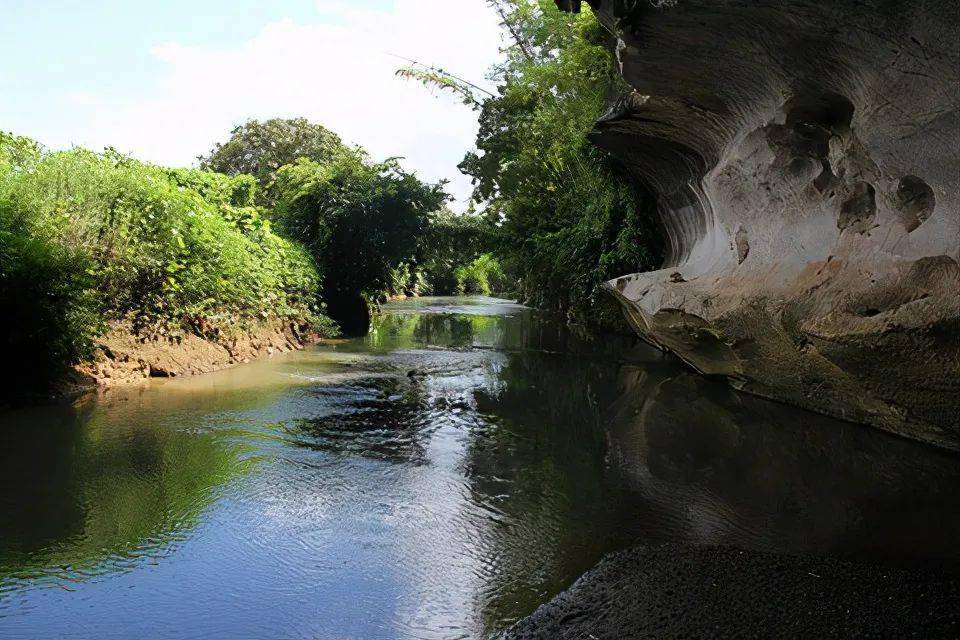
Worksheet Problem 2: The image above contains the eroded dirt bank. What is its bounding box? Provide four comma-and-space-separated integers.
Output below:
68, 321, 322, 391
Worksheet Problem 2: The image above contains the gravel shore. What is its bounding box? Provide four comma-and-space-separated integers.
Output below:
504, 544, 960, 639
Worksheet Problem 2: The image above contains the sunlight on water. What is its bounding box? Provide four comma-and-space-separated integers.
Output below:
1, 296, 958, 639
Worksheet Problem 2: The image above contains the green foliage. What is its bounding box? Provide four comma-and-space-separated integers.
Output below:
165, 166, 259, 208
466, 1, 662, 326
0, 205, 98, 389
0, 133, 98, 388
0, 132, 331, 392
455, 253, 508, 296
199, 118, 345, 203
401, 1, 663, 327
395, 64, 493, 109
273, 148, 448, 326
417, 208, 496, 295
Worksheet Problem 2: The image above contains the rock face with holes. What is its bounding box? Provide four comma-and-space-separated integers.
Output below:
560, 1, 960, 448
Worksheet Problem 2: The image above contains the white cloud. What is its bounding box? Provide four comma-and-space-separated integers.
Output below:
314, 0, 356, 15
62, 1, 503, 207
60, 91, 98, 107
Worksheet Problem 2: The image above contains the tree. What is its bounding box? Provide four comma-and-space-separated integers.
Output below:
199, 118, 344, 203
400, 1, 663, 329
416, 208, 496, 294
273, 148, 448, 331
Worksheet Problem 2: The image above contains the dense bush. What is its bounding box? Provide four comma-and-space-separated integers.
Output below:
455, 253, 508, 296
273, 148, 448, 330
0, 132, 332, 392
416, 208, 497, 295
201, 117, 503, 305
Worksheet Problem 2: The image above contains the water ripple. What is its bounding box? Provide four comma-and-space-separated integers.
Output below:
1, 297, 958, 640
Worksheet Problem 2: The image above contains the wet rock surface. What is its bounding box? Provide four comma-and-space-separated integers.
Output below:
560, 0, 960, 448
504, 544, 960, 639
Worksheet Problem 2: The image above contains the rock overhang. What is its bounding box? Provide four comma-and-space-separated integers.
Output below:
558, 0, 960, 448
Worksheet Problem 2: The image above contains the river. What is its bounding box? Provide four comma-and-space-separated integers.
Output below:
1, 296, 958, 639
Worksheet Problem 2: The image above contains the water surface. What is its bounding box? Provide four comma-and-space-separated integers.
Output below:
1, 296, 958, 639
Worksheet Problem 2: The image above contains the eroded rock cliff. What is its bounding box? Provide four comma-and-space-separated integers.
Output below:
560, 0, 960, 448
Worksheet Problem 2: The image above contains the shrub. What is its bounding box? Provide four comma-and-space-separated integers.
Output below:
455, 253, 508, 296
0, 205, 98, 390
0, 132, 332, 393
273, 148, 447, 329
416, 208, 499, 295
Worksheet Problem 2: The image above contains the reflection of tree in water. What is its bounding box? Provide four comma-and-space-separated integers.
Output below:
606, 372, 960, 563
465, 347, 960, 634
412, 314, 488, 348
286, 376, 435, 465
466, 350, 652, 633
287, 309, 509, 468
0, 400, 243, 584
363, 312, 499, 351
367, 306, 655, 364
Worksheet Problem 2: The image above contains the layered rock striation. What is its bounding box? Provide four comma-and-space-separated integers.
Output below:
561, 0, 960, 448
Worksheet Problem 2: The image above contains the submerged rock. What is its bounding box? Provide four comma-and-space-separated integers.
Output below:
560, 0, 960, 448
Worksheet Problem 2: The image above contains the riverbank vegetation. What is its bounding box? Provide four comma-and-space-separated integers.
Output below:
0, 132, 332, 393
0, 124, 489, 393
199, 118, 344, 206
1, 1, 664, 394
400, 0, 663, 328
416, 208, 499, 295
204, 120, 496, 327
271, 149, 447, 331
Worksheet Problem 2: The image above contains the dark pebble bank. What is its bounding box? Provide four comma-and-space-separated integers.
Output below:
504, 544, 960, 639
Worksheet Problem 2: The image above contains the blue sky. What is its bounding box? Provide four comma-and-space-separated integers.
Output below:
0, 0, 502, 206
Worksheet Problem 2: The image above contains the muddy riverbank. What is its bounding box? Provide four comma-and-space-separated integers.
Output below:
66, 320, 323, 392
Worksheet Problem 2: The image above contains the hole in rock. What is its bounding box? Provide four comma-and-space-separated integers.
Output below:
813, 162, 838, 194
735, 228, 750, 264
769, 91, 855, 191
896, 175, 935, 232
838, 182, 876, 232
784, 91, 855, 133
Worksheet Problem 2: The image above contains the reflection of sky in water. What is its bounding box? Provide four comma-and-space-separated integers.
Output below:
1, 296, 958, 639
